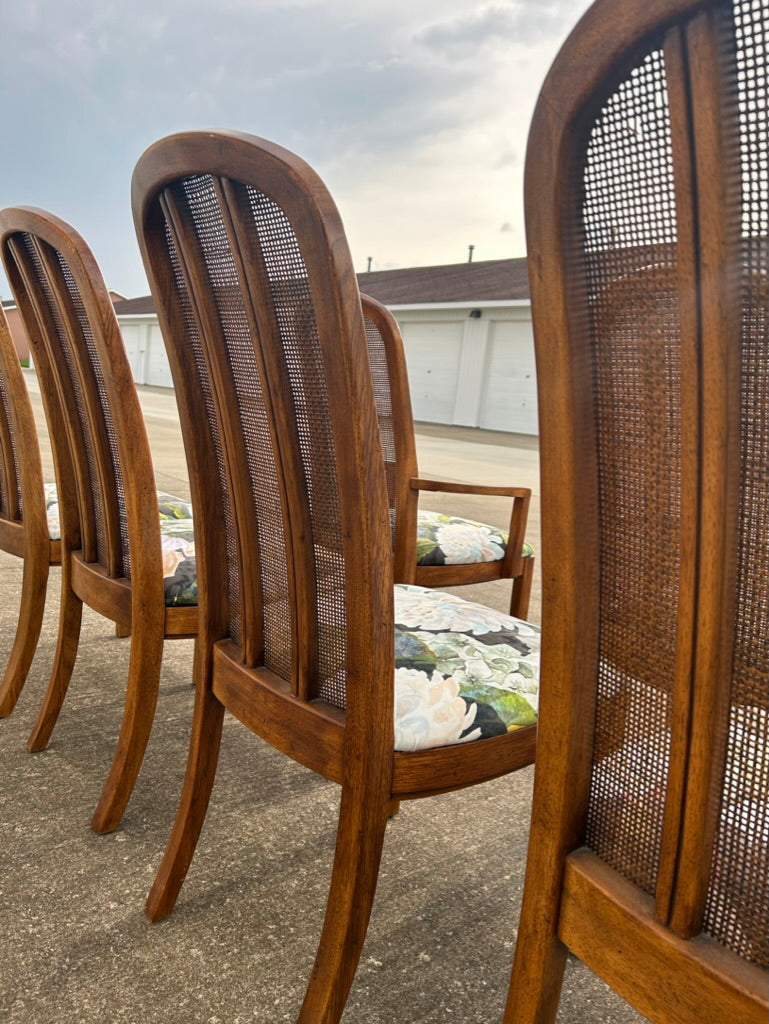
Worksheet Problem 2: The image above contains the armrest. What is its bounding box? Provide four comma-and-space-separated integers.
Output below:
411, 477, 530, 500
410, 477, 531, 575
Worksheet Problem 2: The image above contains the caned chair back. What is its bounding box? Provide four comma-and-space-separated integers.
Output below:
506, 0, 768, 1021
0, 209, 159, 592
0, 209, 188, 832
360, 293, 418, 578
132, 133, 393, 726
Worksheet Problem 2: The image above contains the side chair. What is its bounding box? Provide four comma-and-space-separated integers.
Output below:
505, 0, 768, 1022
0, 302, 61, 715
361, 293, 534, 618
0, 208, 198, 834
131, 129, 541, 1024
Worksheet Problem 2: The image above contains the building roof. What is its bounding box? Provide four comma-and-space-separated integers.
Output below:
357, 257, 530, 304
112, 257, 530, 316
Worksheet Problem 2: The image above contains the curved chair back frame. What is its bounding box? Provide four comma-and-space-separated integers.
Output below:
0, 208, 197, 833
132, 130, 538, 1024
506, 0, 768, 1021
0, 304, 60, 715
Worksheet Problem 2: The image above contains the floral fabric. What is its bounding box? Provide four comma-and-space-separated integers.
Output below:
44, 482, 61, 542
394, 584, 539, 751
416, 508, 535, 566
42, 484, 197, 607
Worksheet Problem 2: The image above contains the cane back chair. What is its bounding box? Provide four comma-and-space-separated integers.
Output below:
0, 302, 62, 715
0, 208, 198, 834
360, 293, 534, 618
131, 130, 541, 1023
505, 0, 768, 1022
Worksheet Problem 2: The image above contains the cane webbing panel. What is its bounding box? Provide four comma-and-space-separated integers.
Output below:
243, 184, 346, 707
581, 46, 680, 895
703, 0, 769, 967
164, 174, 348, 705
0, 370, 21, 520
363, 313, 398, 544
18, 233, 111, 571
164, 204, 242, 646
56, 254, 130, 578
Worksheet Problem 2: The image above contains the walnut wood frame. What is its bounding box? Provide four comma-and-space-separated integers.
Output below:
0, 208, 198, 834
504, 1, 768, 1022
131, 129, 537, 1024
0, 304, 61, 716
360, 293, 534, 618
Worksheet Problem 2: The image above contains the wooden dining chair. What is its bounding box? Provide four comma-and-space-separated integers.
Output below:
360, 293, 535, 618
131, 129, 541, 1023
0, 208, 198, 834
504, 0, 768, 1021
0, 302, 62, 716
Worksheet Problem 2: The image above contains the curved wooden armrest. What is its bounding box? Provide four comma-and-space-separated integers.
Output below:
411, 477, 531, 499
410, 477, 532, 575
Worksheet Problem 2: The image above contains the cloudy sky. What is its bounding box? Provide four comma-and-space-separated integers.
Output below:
0, 0, 591, 298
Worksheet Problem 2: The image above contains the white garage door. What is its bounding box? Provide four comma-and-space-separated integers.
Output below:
120, 324, 146, 383
478, 320, 538, 434
399, 320, 462, 424
145, 324, 174, 389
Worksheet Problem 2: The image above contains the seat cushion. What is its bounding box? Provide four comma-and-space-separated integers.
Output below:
416, 508, 535, 566
394, 584, 539, 751
44, 482, 61, 541
43, 484, 197, 607
156, 492, 197, 607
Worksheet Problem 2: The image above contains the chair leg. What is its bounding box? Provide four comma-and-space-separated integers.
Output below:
26, 562, 83, 752
90, 613, 166, 833
510, 555, 535, 619
145, 675, 225, 921
0, 549, 49, 717
502, 895, 568, 1024
297, 786, 391, 1024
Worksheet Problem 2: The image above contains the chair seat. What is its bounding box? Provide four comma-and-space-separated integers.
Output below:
44, 484, 197, 607
394, 584, 539, 751
416, 509, 535, 566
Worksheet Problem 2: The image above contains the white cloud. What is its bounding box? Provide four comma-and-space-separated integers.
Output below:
0, 0, 592, 295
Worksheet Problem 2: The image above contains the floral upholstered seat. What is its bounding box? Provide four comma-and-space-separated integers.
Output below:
44, 484, 197, 607
394, 584, 539, 751
416, 509, 535, 567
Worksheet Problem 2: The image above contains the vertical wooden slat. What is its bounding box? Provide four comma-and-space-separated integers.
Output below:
159, 186, 264, 666
669, 6, 743, 939
33, 239, 123, 576
139, 192, 229, 652
5, 235, 97, 561
650, 23, 703, 926
219, 178, 316, 692
0, 368, 18, 521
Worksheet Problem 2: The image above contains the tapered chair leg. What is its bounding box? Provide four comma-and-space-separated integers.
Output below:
91, 614, 166, 833
0, 551, 49, 716
27, 565, 83, 752
502, 908, 567, 1024
145, 680, 225, 920
297, 787, 391, 1024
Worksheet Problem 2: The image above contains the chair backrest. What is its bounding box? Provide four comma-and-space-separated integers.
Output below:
0, 303, 47, 557
0, 209, 161, 595
132, 132, 393, 725
509, 0, 767, 1018
360, 293, 418, 579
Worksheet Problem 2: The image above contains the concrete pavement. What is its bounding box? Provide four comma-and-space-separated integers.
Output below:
0, 374, 643, 1023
